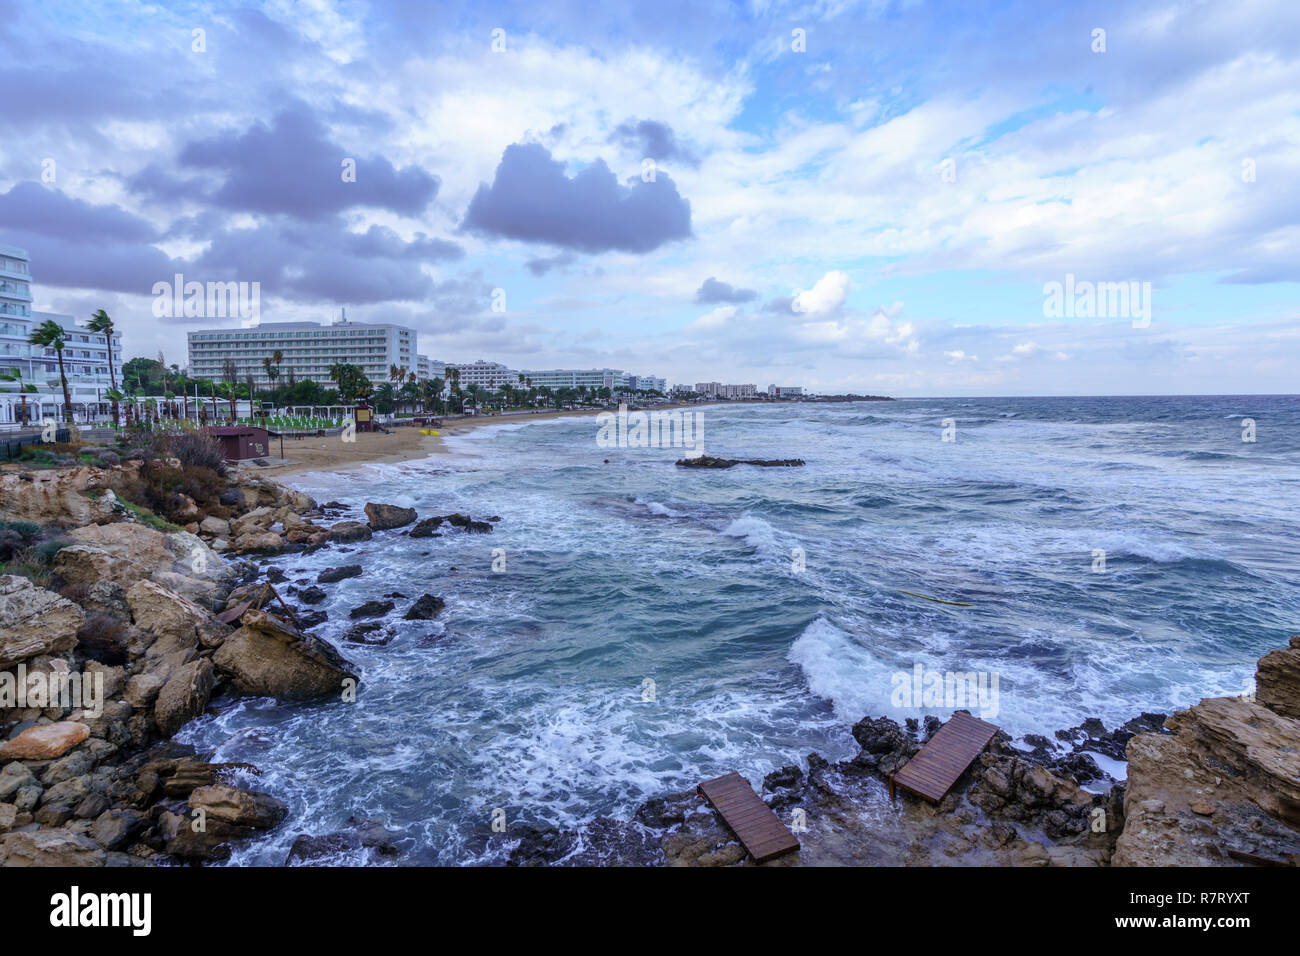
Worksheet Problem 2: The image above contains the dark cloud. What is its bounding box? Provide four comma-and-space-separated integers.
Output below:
611, 118, 699, 167
193, 217, 461, 304
695, 276, 757, 304
525, 251, 577, 276
0, 182, 159, 242
168, 105, 439, 220
461, 142, 692, 254
763, 294, 797, 314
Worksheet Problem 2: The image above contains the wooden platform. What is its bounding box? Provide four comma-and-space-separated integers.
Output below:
698, 772, 800, 863
889, 711, 1001, 803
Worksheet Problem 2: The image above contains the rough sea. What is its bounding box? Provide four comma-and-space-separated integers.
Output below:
178, 396, 1300, 864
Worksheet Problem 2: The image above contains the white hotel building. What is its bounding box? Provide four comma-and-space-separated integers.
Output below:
1, 245, 124, 426
187, 319, 417, 389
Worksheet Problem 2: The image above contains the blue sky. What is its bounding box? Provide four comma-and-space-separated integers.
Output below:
0, 0, 1297, 395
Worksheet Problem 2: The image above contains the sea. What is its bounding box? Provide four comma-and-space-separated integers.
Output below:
177, 395, 1300, 864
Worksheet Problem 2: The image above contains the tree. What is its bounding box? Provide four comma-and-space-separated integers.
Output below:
87, 310, 119, 425
427, 376, 444, 414
262, 350, 283, 400
329, 362, 372, 404
221, 358, 240, 420
28, 319, 74, 423
0, 368, 39, 427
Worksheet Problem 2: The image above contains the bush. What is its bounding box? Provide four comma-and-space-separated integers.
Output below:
155, 431, 227, 477
76, 613, 129, 666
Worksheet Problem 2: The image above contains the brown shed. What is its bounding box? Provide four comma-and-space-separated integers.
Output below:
203, 425, 272, 461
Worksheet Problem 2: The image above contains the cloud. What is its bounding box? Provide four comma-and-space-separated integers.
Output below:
168, 105, 441, 220
695, 276, 757, 304
791, 270, 851, 316
0, 182, 158, 242
525, 250, 577, 276
610, 118, 699, 167
461, 142, 692, 254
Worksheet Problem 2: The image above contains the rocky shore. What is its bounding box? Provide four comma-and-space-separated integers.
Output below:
507, 639, 1300, 867
3, 443, 1296, 867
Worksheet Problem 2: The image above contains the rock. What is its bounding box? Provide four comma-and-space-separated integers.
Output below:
0, 762, 36, 801
90, 809, 149, 850
404, 594, 445, 620
465, 520, 493, 533
126, 579, 227, 656
125, 673, 167, 710
675, 456, 805, 468
328, 521, 372, 543
154, 660, 215, 736
1255, 635, 1300, 720
364, 502, 417, 530
317, 564, 363, 584
0, 465, 120, 527
229, 506, 275, 538
0, 803, 16, 834
298, 585, 327, 604
349, 600, 394, 619
0, 828, 106, 866
74, 791, 111, 820
341, 622, 393, 646
0, 575, 84, 668
295, 609, 328, 629
0, 721, 90, 760
233, 531, 285, 554
199, 515, 231, 537
219, 487, 245, 508
55, 522, 170, 588
80, 580, 130, 619
286, 830, 362, 865
189, 783, 288, 828
213, 608, 359, 700
409, 516, 443, 537
173, 494, 202, 523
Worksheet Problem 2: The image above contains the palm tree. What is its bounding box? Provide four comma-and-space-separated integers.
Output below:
428, 376, 444, 414
0, 368, 39, 427
28, 319, 73, 423
87, 310, 119, 426
103, 387, 126, 428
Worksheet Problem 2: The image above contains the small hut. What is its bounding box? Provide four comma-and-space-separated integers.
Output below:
203, 425, 272, 461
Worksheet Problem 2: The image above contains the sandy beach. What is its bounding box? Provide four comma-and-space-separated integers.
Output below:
247, 406, 610, 477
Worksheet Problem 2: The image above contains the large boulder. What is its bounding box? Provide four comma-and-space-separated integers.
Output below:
155, 659, 216, 736
0, 721, 90, 760
126, 580, 228, 656
0, 575, 84, 668
364, 502, 417, 530
189, 783, 288, 828
229, 506, 276, 539
328, 521, 372, 543
232, 531, 285, 554
53, 523, 228, 593
213, 608, 359, 701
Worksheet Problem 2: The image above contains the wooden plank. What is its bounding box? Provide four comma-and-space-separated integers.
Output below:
698, 771, 800, 864
890, 712, 1000, 804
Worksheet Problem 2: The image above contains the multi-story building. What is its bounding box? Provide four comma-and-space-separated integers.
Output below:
186, 319, 417, 389
446, 360, 519, 392
624, 375, 666, 393
767, 385, 803, 398
722, 384, 758, 399
1, 245, 124, 426
519, 367, 625, 391
694, 382, 722, 397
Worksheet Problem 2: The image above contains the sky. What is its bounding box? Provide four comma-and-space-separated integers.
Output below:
0, 0, 1297, 396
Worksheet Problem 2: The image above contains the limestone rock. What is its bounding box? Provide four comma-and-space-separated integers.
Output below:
0, 575, 84, 668
154, 659, 215, 736
1255, 635, 1300, 720
328, 521, 372, 543
213, 608, 359, 701
0, 828, 106, 866
364, 502, 417, 530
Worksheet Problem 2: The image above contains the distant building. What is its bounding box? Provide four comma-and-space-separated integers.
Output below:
522, 368, 626, 391
186, 318, 417, 389
1, 245, 124, 425
447, 360, 520, 391
722, 384, 757, 399
625, 375, 666, 393
694, 382, 722, 397
767, 385, 803, 398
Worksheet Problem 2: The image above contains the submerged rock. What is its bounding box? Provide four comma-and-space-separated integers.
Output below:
404, 594, 445, 620
317, 564, 363, 584
675, 456, 805, 469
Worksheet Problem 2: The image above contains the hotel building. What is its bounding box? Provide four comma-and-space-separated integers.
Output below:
1, 245, 124, 426
187, 319, 417, 389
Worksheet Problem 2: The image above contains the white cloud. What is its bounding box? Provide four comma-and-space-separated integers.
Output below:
791, 269, 850, 315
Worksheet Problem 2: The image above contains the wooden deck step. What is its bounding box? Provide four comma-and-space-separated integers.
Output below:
889, 711, 1000, 804
698, 771, 800, 863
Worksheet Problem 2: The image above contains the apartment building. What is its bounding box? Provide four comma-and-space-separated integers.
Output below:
519, 367, 625, 391
767, 385, 803, 398
187, 319, 417, 388
446, 360, 520, 391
